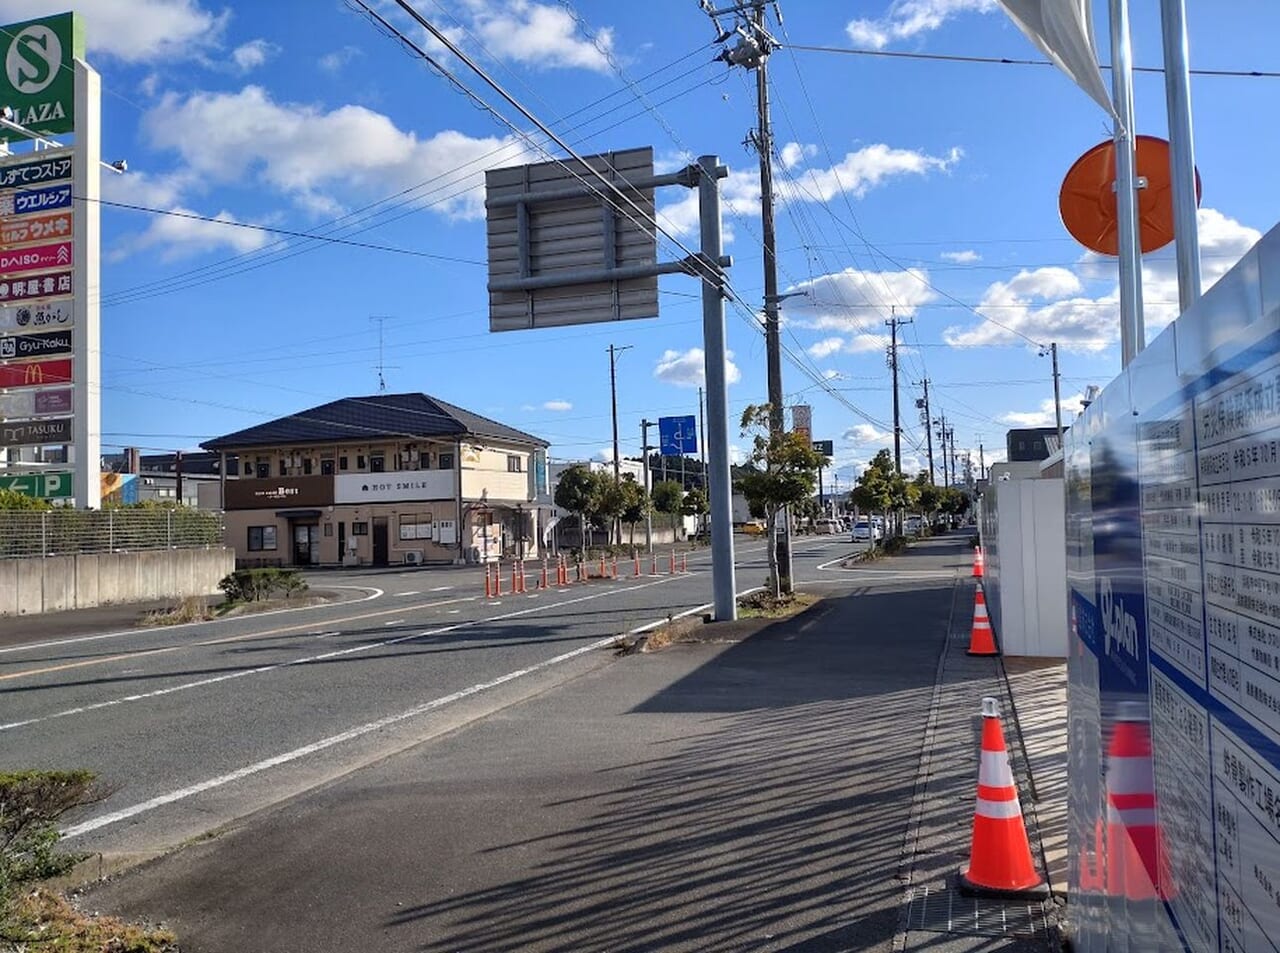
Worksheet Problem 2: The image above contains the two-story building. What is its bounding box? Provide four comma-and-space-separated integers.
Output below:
202, 393, 549, 568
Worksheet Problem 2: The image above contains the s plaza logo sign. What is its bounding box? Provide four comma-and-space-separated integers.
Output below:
0, 13, 81, 138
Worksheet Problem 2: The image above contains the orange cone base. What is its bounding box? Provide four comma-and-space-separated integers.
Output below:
967, 641, 999, 658
958, 864, 1049, 900
958, 815, 1047, 899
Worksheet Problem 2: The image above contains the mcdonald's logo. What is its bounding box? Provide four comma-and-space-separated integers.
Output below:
0, 357, 71, 389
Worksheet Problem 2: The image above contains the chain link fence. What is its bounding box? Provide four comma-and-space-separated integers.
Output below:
0, 509, 224, 558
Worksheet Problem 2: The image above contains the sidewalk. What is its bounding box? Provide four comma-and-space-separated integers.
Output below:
81, 536, 1065, 952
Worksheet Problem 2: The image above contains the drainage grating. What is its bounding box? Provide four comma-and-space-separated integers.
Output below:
905, 880, 1052, 938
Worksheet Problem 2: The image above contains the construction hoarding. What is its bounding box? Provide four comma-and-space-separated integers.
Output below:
1065, 222, 1280, 950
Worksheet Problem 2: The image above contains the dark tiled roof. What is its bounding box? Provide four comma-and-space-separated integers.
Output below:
201, 393, 548, 451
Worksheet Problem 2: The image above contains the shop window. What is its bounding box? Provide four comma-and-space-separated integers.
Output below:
507, 455, 523, 473
339, 455, 349, 471
279, 459, 287, 477
248, 525, 278, 551
399, 513, 433, 541
243, 461, 253, 476
439, 453, 454, 470
357, 455, 367, 470
321, 459, 334, 476
351, 521, 369, 536
324, 523, 334, 537
303, 458, 313, 475
370, 454, 385, 473
255, 462, 269, 478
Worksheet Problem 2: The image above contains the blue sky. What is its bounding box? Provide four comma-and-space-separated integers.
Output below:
7, 0, 1277, 486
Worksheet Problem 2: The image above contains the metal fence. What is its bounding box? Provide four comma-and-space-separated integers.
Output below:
0, 509, 224, 558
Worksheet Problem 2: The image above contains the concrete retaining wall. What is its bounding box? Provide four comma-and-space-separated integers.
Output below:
0, 548, 235, 617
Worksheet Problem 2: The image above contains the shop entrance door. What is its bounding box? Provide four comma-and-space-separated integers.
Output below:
293, 524, 319, 566
372, 518, 389, 566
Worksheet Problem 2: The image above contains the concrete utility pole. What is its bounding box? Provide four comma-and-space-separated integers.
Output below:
608, 345, 631, 483
979, 442, 986, 481
915, 378, 934, 485
710, 0, 792, 595
1051, 342, 1064, 449
948, 428, 957, 489
886, 310, 912, 472
934, 414, 948, 486
641, 418, 654, 554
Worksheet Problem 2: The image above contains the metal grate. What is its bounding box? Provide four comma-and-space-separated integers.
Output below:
905, 880, 1052, 938
0, 509, 223, 558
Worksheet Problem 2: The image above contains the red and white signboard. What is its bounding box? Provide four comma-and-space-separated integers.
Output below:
0, 358, 72, 389
0, 241, 71, 276
0, 211, 72, 248
0, 271, 72, 303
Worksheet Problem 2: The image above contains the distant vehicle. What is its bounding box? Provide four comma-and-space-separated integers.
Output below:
814, 518, 841, 535
905, 516, 924, 534
740, 520, 767, 535
852, 521, 882, 542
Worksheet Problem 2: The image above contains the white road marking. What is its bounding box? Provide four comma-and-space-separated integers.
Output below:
0, 586, 385, 655
396, 591, 420, 597
429, 586, 454, 592
383, 619, 405, 626
4, 577, 680, 735
60, 577, 684, 840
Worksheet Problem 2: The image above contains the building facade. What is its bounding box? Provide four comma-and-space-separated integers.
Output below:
203, 393, 548, 568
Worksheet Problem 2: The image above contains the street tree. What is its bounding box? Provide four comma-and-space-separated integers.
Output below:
850, 451, 895, 547
616, 475, 650, 549
651, 480, 684, 539
554, 465, 604, 553
736, 403, 824, 597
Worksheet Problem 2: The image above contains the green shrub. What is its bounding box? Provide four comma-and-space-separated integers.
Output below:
0, 771, 97, 916
218, 568, 307, 603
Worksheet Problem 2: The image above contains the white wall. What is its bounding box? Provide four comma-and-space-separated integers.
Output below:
983, 478, 1068, 657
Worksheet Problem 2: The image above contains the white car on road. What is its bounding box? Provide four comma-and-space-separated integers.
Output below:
852, 521, 882, 542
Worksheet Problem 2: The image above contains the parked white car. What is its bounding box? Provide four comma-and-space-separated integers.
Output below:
852, 521, 882, 542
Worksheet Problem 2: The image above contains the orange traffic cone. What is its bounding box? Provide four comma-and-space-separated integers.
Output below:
1104, 702, 1173, 902
959, 697, 1048, 899
967, 587, 998, 656
972, 546, 985, 578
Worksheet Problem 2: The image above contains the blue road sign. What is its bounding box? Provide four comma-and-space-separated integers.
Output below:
658, 415, 697, 455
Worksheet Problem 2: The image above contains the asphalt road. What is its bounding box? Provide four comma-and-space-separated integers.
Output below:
83, 534, 973, 953
1, 533, 875, 861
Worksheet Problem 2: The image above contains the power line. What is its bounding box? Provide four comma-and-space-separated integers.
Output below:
784, 43, 1280, 79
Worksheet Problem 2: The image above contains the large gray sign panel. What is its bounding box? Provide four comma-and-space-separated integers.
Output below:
1065, 223, 1280, 951
484, 147, 658, 332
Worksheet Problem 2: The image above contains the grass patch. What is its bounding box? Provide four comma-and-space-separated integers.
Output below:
139, 594, 214, 627
4, 889, 176, 952
736, 590, 819, 620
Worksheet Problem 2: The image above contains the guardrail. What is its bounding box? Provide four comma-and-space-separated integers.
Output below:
0, 509, 224, 558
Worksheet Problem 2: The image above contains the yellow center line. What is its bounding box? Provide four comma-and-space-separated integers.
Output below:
0, 596, 474, 682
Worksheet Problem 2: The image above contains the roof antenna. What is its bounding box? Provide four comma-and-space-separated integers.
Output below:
369, 315, 399, 393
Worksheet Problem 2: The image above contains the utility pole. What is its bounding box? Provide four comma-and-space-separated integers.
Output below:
934, 414, 948, 487
979, 442, 986, 481
1051, 342, 1064, 449
710, 0, 791, 594
915, 378, 934, 485
698, 385, 706, 488
607, 345, 631, 483
886, 310, 913, 472
640, 418, 654, 554
948, 428, 957, 489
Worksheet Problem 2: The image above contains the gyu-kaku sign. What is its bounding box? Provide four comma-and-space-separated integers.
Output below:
484, 147, 660, 332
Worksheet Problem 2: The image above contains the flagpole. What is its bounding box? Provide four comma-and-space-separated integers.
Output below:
1160, 0, 1202, 312
1109, 0, 1145, 368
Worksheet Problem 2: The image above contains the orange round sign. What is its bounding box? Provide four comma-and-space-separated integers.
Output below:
1058, 135, 1201, 256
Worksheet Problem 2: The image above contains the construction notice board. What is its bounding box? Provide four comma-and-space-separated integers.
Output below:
1065, 223, 1280, 951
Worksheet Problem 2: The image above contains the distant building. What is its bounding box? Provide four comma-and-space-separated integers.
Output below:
202, 393, 548, 568
1006, 427, 1061, 463
102, 450, 227, 509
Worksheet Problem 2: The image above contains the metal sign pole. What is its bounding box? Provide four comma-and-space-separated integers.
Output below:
72, 59, 101, 509
1160, 0, 1202, 312
697, 155, 737, 622
1109, 0, 1145, 368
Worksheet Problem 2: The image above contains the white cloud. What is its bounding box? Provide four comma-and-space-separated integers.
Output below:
231, 39, 278, 73
658, 144, 958, 239
806, 333, 894, 358
781, 267, 937, 332
542, 399, 573, 412
595, 447, 615, 463
942, 209, 1261, 351
780, 141, 817, 169
807, 337, 845, 360
142, 86, 531, 217
844, 423, 894, 446
108, 207, 271, 263
1000, 393, 1085, 428
319, 46, 362, 73
847, 0, 997, 50
469, 2, 612, 73
3, 0, 227, 62
654, 348, 740, 389
941, 249, 980, 263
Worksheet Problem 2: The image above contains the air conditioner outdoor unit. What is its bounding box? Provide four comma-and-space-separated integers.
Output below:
403, 551, 423, 566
